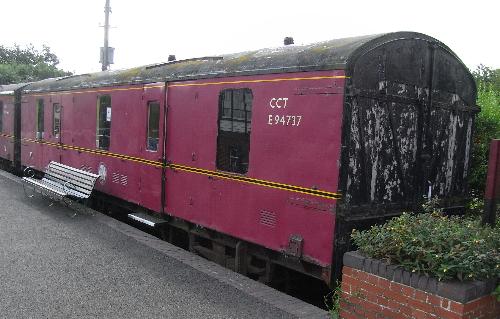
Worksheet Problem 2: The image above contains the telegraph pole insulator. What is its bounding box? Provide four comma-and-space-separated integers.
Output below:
284, 37, 294, 46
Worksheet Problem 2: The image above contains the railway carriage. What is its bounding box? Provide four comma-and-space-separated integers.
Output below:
6, 32, 477, 285
0, 83, 27, 170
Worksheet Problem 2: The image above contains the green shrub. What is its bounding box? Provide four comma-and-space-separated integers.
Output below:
469, 66, 500, 196
324, 281, 341, 319
351, 213, 500, 281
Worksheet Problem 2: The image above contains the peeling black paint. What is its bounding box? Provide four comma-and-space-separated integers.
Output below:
339, 36, 477, 215
332, 34, 477, 284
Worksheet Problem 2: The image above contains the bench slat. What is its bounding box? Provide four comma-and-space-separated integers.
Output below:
41, 178, 87, 198
44, 174, 94, 196
49, 162, 99, 179
45, 171, 96, 192
46, 165, 99, 183
47, 167, 97, 182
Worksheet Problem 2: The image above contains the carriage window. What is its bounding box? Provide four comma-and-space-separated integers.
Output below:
96, 95, 111, 150
0, 101, 3, 133
216, 88, 253, 174
53, 103, 61, 137
146, 101, 160, 151
36, 99, 44, 139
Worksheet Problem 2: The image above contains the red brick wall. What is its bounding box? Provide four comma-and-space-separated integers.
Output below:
340, 266, 499, 319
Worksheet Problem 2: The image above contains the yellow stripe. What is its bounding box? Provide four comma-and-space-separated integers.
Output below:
30, 84, 164, 98
169, 75, 347, 88
171, 163, 340, 198
27, 75, 346, 96
171, 164, 338, 200
20, 137, 163, 168
20, 138, 341, 200
0, 133, 14, 139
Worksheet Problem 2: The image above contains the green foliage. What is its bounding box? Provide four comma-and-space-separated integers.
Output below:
421, 197, 442, 213
465, 197, 484, 217
351, 212, 500, 281
0, 44, 71, 85
473, 65, 500, 92
324, 281, 342, 319
469, 65, 500, 196
493, 284, 500, 302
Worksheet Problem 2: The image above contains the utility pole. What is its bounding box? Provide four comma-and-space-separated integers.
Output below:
100, 0, 114, 71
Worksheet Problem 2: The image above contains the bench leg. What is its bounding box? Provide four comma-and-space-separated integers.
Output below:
74, 199, 90, 216
60, 197, 77, 217
41, 189, 58, 206
22, 183, 36, 198
61, 197, 88, 217
82, 198, 93, 215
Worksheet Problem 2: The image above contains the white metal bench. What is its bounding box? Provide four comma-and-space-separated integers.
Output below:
22, 161, 100, 211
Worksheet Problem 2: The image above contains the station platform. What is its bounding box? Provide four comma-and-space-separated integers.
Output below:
0, 171, 329, 319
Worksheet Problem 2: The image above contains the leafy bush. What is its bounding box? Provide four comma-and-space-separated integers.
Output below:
351, 213, 500, 281
468, 66, 500, 196
324, 281, 341, 319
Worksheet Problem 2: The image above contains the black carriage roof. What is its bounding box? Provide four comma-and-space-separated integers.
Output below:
0, 83, 30, 95
24, 31, 461, 93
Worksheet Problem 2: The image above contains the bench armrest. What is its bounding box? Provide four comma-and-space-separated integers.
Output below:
63, 181, 74, 193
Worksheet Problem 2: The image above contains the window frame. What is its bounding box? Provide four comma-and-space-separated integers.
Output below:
0, 101, 3, 133
216, 88, 253, 174
52, 103, 61, 138
146, 101, 160, 152
36, 99, 44, 139
96, 95, 111, 150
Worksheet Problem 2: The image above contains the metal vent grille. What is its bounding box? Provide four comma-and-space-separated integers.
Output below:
260, 210, 277, 228
120, 174, 128, 186
112, 172, 128, 186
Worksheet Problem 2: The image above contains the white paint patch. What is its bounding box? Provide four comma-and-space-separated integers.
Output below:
463, 118, 472, 179
444, 113, 458, 193
369, 107, 382, 201
378, 81, 387, 92
346, 102, 361, 204
451, 94, 460, 104
397, 84, 407, 95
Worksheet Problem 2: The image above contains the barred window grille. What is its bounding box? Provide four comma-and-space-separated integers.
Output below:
216, 88, 252, 174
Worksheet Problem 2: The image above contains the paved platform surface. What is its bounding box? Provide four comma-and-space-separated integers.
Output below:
0, 171, 329, 319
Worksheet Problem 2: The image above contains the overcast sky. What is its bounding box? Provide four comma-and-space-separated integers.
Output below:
2, 0, 499, 74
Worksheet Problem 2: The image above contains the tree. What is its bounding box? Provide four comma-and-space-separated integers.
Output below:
469, 65, 500, 196
473, 64, 500, 91
0, 44, 71, 85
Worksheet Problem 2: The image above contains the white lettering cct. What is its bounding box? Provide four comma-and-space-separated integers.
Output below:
277, 98, 288, 108
269, 97, 289, 109
282, 98, 288, 108
269, 98, 277, 108
277, 98, 283, 108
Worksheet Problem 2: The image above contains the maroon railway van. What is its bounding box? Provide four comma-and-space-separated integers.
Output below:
16, 32, 476, 285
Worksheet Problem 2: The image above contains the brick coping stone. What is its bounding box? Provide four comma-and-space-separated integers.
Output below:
343, 251, 498, 304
